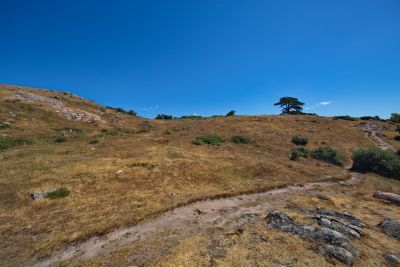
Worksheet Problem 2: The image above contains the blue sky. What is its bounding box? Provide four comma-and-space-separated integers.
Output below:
1, 0, 399, 118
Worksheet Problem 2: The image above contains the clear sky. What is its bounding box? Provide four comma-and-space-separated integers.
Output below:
1, 1, 399, 118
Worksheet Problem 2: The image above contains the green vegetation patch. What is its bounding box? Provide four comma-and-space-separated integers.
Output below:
352, 148, 400, 180
230, 135, 253, 144
192, 134, 224, 145
292, 135, 308, 145
334, 115, 358, 121
0, 122, 11, 130
290, 147, 309, 161
0, 136, 33, 151
46, 188, 70, 199
311, 146, 344, 166
54, 136, 67, 143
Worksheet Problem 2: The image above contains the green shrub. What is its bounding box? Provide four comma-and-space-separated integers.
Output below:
360, 115, 383, 121
311, 146, 344, 166
352, 148, 400, 179
0, 137, 33, 151
106, 106, 137, 116
292, 135, 308, 145
54, 136, 67, 143
390, 113, 400, 123
0, 122, 10, 130
230, 135, 252, 144
46, 188, 70, 199
334, 115, 357, 121
192, 135, 224, 145
155, 114, 174, 120
179, 115, 203, 120
89, 139, 99, 144
290, 147, 309, 160
225, 110, 236, 117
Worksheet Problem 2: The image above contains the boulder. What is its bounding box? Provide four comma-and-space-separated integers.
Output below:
384, 254, 400, 265
30, 188, 58, 200
378, 219, 400, 239
318, 244, 355, 265
373, 191, 400, 205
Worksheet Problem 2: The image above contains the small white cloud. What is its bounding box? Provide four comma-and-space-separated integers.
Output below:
319, 101, 332, 106
139, 105, 159, 111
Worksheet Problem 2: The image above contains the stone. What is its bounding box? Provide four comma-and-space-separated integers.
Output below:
317, 244, 355, 265
384, 254, 400, 265
30, 188, 58, 200
266, 211, 359, 257
312, 215, 362, 239
378, 219, 400, 239
373, 191, 400, 205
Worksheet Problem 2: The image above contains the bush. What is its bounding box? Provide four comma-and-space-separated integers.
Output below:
54, 136, 67, 143
89, 139, 99, 144
0, 122, 10, 130
46, 188, 70, 199
179, 115, 203, 120
311, 146, 344, 166
352, 148, 400, 179
230, 135, 252, 144
290, 147, 309, 160
155, 114, 174, 120
394, 136, 400, 141
192, 135, 224, 145
334, 115, 358, 121
106, 106, 137, 116
390, 113, 400, 123
225, 110, 236, 117
360, 115, 383, 121
292, 135, 308, 145
0, 137, 33, 151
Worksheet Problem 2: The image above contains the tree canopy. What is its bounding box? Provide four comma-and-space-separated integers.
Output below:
274, 97, 305, 115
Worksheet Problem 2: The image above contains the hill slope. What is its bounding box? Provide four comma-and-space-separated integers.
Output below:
0, 84, 399, 266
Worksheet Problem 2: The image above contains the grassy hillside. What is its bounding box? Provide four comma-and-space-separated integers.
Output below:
0, 84, 396, 266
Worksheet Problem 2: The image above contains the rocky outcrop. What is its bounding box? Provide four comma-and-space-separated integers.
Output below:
373, 191, 400, 205
266, 211, 365, 265
378, 219, 400, 239
13, 90, 104, 123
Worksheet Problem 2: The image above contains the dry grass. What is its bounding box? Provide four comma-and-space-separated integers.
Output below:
0, 84, 395, 266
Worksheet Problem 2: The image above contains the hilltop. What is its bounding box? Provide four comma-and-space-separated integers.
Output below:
0, 84, 399, 267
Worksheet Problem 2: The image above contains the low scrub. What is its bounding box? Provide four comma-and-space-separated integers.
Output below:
290, 147, 309, 160
46, 188, 70, 199
352, 148, 400, 179
106, 106, 137, 116
0, 122, 11, 130
230, 135, 252, 144
311, 146, 343, 166
225, 110, 236, 117
0, 137, 33, 151
155, 114, 174, 120
334, 115, 357, 121
292, 135, 308, 145
394, 135, 400, 141
179, 115, 203, 120
54, 136, 67, 143
192, 134, 224, 145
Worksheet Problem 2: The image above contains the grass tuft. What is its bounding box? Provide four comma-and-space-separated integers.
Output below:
192, 134, 224, 145
230, 135, 253, 144
46, 188, 70, 199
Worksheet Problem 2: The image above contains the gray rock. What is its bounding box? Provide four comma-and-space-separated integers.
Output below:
373, 191, 400, 205
318, 244, 355, 265
378, 219, 400, 239
288, 206, 365, 227
266, 211, 359, 257
384, 254, 400, 265
30, 188, 58, 200
312, 215, 362, 239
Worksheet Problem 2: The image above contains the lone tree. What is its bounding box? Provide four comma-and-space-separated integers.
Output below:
225, 110, 236, 117
274, 97, 305, 115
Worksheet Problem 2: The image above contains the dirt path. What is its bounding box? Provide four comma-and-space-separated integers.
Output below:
358, 121, 395, 151
33, 123, 387, 267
